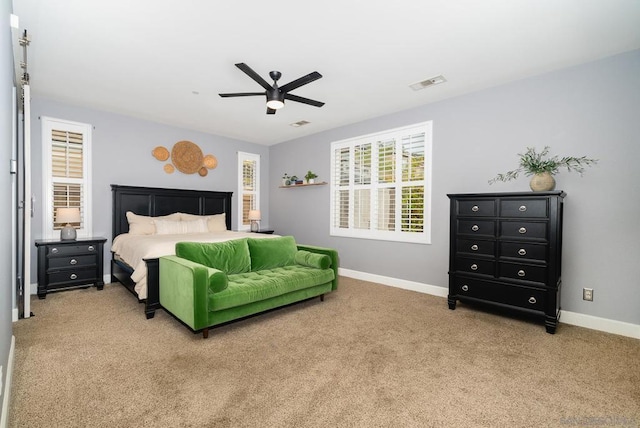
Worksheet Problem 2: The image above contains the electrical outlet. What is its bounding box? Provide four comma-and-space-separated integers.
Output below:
583, 288, 594, 301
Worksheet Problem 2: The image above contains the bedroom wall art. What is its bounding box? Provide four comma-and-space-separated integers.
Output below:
152, 140, 218, 177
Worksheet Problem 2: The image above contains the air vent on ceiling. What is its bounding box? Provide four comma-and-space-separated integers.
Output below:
409, 75, 447, 91
290, 120, 311, 127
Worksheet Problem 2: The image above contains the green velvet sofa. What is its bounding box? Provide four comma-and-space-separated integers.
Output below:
159, 236, 338, 338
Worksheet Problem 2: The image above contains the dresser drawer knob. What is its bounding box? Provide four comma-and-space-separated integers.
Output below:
470, 264, 478, 271
461, 285, 469, 292
518, 227, 527, 234
471, 205, 479, 212
51, 248, 58, 254
70, 259, 78, 265
471, 225, 479, 232
70, 273, 77, 280
528, 297, 537, 304
88, 245, 95, 251
471, 244, 479, 251
518, 248, 527, 256
519, 205, 527, 212
518, 270, 526, 277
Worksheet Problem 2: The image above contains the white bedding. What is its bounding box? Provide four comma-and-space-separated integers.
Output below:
111, 231, 278, 299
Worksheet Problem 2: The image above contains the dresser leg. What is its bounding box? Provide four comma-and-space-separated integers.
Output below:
97, 281, 104, 291
545, 316, 558, 334
447, 296, 457, 310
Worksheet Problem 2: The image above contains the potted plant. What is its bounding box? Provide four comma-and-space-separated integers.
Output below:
289, 175, 299, 185
489, 146, 598, 191
282, 173, 290, 186
304, 170, 318, 184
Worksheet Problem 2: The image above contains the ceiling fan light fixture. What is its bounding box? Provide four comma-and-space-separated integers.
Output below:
266, 99, 284, 109
266, 90, 285, 110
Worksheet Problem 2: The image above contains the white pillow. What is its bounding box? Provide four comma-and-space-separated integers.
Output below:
154, 218, 209, 235
179, 212, 227, 232
125, 211, 181, 235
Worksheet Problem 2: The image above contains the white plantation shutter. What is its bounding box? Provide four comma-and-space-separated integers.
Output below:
237, 152, 260, 230
330, 122, 432, 244
42, 117, 92, 238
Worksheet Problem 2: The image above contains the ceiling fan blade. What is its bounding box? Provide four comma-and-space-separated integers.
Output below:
284, 93, 325, 107
235, 63, 273, 91
279, 71, 322, 93
219, 92, 265, 98
266, 107, 277, 115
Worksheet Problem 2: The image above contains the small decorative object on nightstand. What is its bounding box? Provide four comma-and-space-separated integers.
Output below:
57, 207, 80, 240
35, 237, 107, 299
248, 210, 261, 232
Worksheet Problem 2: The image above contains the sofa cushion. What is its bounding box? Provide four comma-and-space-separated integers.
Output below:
247, 236, 298, 271
175, 239, 251, 274
209, 265, 335, 311
295, 250, 331, 270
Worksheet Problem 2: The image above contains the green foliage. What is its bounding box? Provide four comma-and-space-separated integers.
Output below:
489, 146, 598, 184
305, 170, 318, 180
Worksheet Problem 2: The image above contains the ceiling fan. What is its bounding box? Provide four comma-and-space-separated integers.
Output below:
219, 63, 324, 115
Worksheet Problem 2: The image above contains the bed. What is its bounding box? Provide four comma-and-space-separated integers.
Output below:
111, 184, 241, 319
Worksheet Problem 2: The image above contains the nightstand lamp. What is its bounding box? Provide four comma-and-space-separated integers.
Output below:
248, 210, 261, 232
57, 207, 80, 240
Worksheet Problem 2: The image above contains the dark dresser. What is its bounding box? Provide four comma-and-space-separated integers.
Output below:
447, 192, 565, 333
35, 237, 107, 299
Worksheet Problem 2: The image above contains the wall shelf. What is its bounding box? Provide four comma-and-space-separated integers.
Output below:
279, 181, 327, 188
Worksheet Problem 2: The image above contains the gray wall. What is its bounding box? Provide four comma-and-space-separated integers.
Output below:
1, 0, 14, 417
28, 98, 271, 282
270, 50, 640, 326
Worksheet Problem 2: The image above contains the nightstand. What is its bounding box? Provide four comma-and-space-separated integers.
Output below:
253, 230, 275, 234
35, 237, 107, 299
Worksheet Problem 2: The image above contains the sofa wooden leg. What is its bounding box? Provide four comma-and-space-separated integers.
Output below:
202, 328, 209, 339
320, 294, 325, 302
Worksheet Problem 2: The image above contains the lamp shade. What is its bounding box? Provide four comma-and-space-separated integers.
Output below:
248, 210, 261, 221
57, 207, 80, 223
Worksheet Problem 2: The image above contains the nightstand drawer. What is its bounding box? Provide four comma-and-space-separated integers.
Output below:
48, 254, 97, 269
46, 244, 100, 257
48, 268, 99, 286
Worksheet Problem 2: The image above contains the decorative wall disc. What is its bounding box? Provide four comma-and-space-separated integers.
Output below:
198, 167, 208, 177
203, 154, 218, 169
152, 146, 170, 161
164, 164, 175, 174
171, 140, 204, 174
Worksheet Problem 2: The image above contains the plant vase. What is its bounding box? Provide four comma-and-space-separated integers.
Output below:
307, 178, 315, 184
529, 172, 556, 192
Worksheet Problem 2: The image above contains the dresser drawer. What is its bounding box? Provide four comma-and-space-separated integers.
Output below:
456, 199, 496, 217
500, 198, 548, 218
455, 257, 495, 276
500, 220, 547, 241
498, 262, 547, 284
499, 242, 547, 262
47, 268, 99, 287
46, 243, 100, 257
454, 277, 545, 312
457, 239, 495, 256
48, 254, 97, 269
457, 220, 496, 238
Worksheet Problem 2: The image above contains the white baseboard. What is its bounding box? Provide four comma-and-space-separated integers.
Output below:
0, 336, 15, 428
11, 308, 18, 323
338, 268, 640, 340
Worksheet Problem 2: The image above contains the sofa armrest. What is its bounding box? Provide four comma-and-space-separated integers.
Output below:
296, 245, 339, 291
159, 255, 227, 331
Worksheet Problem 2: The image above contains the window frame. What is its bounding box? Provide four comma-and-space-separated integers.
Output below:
237, 151, 260, 231
41, 116, 93, 240
329, 121, 432, 244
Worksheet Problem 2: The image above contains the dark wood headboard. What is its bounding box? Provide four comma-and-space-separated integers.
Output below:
111, 184, 233, 239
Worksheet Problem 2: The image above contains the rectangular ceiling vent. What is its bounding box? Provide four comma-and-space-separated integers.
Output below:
409, 75, 447, 91
290, 120, 311, 127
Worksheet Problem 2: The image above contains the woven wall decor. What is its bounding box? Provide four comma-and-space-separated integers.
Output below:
152, 141, 217, 176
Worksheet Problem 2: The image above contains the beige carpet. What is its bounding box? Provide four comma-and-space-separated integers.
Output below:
9, 277, 640, 427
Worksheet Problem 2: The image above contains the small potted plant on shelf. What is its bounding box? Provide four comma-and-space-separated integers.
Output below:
282, 173, 290, 186
489, 146, 598, 191
304, 170, 318, 184
289, 175, 300, 185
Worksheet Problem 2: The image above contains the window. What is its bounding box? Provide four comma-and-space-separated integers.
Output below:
41, 117, 92, 239
237, 151, 260, 231
330, 121, 432, 244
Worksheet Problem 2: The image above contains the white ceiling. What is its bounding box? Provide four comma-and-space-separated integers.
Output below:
12, 0, 640, 146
